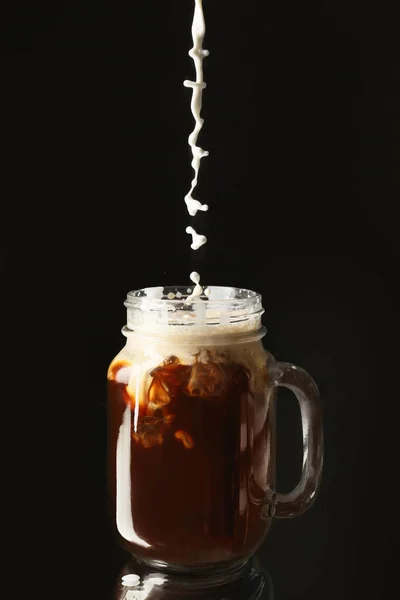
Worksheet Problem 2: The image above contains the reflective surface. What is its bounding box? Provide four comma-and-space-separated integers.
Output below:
113, 555, 274, 600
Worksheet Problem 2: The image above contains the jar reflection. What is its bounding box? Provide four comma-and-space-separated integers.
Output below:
113, 555, 274, 600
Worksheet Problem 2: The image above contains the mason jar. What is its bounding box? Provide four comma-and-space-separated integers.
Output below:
107, 286, 323, 575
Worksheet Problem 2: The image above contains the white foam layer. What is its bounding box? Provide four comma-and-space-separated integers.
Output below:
125, 318, 264, 337
126, 302, 264, 334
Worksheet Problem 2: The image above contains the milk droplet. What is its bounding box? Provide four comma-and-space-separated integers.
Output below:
186, 226, 207, 250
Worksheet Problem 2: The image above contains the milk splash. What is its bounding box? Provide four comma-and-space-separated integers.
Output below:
184, 0, 209, 303
186, 271, 203, 303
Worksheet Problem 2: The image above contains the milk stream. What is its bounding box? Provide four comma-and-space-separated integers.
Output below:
116, 405, 150, 548
116, 2, 214, 546
184, 0, 209, 218
184, 0, 209, 303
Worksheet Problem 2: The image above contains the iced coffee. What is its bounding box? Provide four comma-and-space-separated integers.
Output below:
107, 286, 323, 572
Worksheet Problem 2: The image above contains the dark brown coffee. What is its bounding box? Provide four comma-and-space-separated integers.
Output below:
108, 353, 274, 567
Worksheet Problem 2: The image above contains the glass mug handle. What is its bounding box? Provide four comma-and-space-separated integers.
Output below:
265, 361, 324, 518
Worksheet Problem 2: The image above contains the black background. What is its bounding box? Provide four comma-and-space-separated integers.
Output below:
2, 1, 399, 599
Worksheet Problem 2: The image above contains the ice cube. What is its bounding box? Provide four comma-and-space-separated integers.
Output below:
132, 415, 165, 448
150, 356, 191, 396
141, 430, 163, 448
186, 358, 226, 396
148, 378, 171, 407
174, 430, 195, 449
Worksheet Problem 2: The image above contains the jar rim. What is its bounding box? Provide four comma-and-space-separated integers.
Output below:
124, 285, 265, 333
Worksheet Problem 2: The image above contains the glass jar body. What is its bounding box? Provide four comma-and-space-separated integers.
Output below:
107, 330, 276, 571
